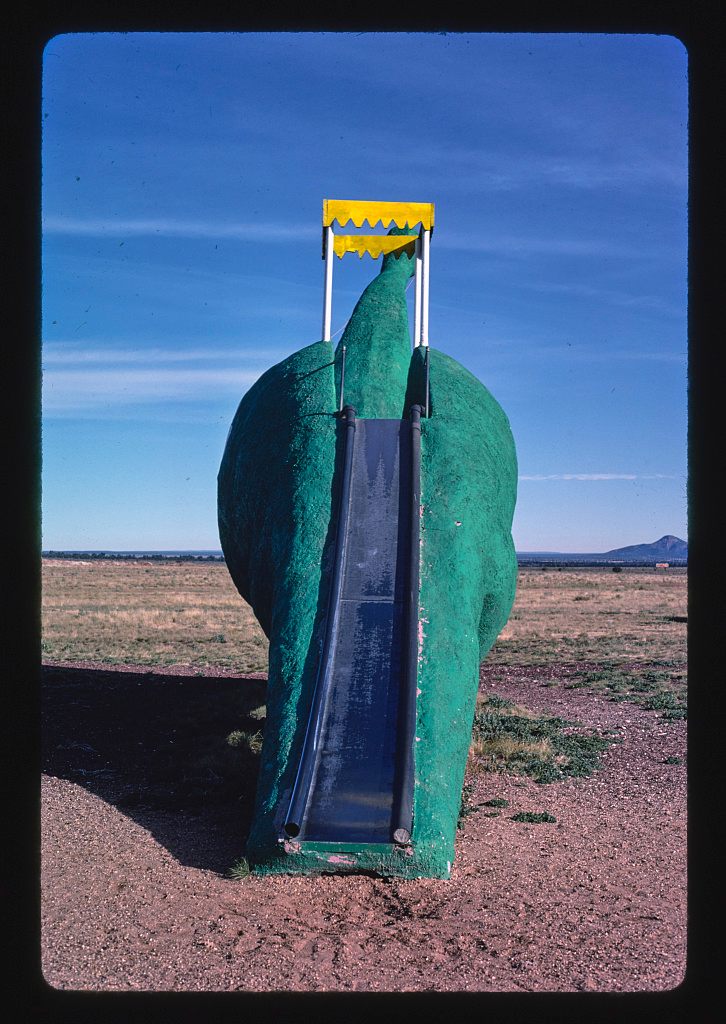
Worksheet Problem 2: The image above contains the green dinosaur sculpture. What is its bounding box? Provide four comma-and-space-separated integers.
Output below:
218, 230, 517, 877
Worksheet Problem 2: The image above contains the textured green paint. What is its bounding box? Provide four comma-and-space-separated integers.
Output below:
218, 228, 517, 878
218, 339, 339, 860
405, 345, 518, 872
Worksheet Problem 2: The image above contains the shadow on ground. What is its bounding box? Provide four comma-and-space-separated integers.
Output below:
41, 664, 266, 875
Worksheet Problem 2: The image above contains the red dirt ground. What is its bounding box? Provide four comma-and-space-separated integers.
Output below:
41, 660, 686, 992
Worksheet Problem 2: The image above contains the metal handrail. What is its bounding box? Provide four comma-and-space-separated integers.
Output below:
425, 344, 430, 418
338, 345, 347, 414
391, 403, 422, 846
283, 404, 357, 839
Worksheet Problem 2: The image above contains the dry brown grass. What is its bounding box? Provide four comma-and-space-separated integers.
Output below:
41, 559, 267, 671
41, 560, 687, 674
488, 566, 687, 666
470, 735, 552, 760
42, 559, 685, 789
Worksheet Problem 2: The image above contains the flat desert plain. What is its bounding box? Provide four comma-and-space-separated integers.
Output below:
40, 560, 687, 992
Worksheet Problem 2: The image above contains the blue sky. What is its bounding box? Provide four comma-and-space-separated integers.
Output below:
41, 32, 688, 552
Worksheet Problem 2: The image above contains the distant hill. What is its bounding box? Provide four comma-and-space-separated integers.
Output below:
601, 535, 687, 561
517, 535, 687, 565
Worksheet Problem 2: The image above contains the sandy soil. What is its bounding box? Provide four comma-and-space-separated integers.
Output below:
40, 660, 686, 992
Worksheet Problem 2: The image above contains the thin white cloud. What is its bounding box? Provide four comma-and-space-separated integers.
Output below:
42, 215, 320, 241
42, 215, 672, 264
524, 153, 684, 192
449, 334, 686, 366
505, 344, 686, 364
42, 366, 264, 412
426, 151, 685, 194
433, 232, 658, 260
522, 281, 685, 319
519, 473, 677, 481
41, 342, 286, 365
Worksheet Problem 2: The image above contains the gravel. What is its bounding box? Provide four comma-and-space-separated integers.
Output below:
41, 660, 686, 992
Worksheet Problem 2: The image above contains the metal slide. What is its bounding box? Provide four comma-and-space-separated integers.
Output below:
283, 405, 422, 846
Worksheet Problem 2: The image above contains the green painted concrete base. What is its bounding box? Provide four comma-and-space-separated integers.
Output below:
251, 840, 453, 879
218, 232, 517, 878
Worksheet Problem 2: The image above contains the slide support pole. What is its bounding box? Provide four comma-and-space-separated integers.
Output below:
414, 235, 422, 347
322, 224, 334, 342
392, 404, 422, 846
283, 405, 357, 838
421, 228, 430, 347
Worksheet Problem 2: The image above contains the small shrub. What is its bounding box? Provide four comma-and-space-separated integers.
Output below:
484, 694, 515, 710
664, 755, 681, 765
457, 781, 477, 829
470, 695, 610, 784
511, 811, 556, 824
483, 797, 509, 808
636, 686, 687, 720
226, 730, 264, 754
612, 566, 623, 573
567, 666, 687, 721
529, 761, 562, 783
228, 857, 251, 879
